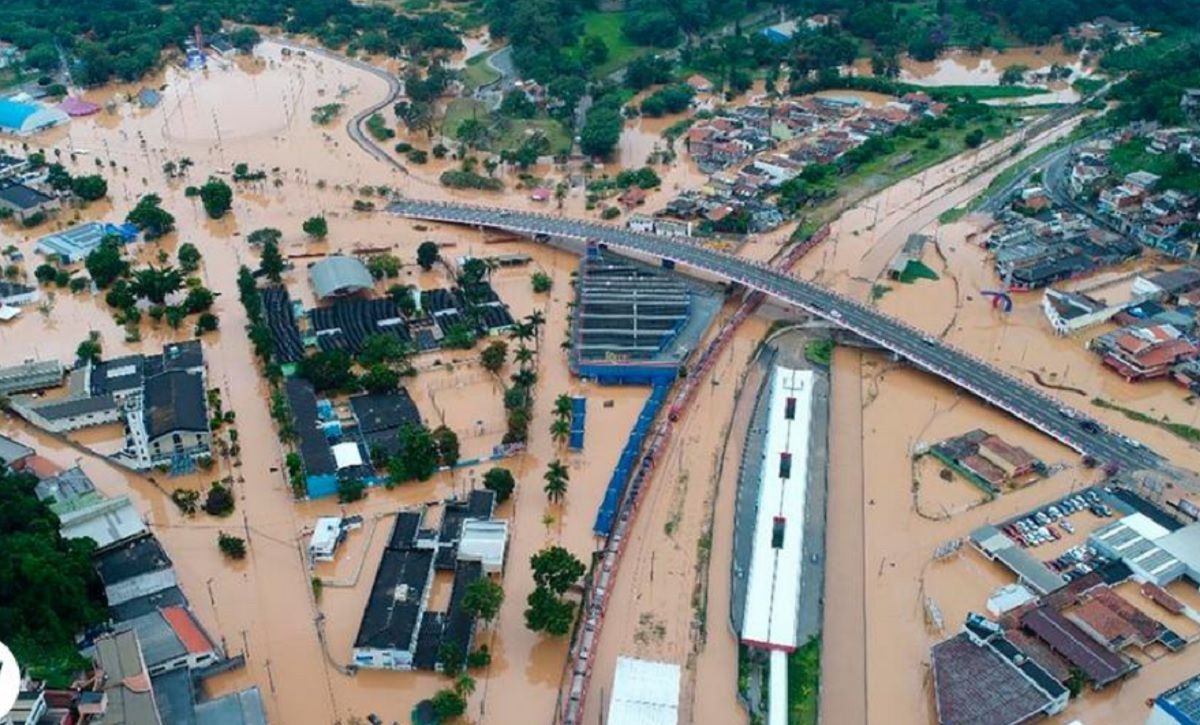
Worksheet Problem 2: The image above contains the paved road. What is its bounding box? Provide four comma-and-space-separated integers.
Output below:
388, 199, 1166, 473
269, 36, 409, 173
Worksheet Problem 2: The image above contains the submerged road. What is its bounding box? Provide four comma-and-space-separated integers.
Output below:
388, 199, 1166, 473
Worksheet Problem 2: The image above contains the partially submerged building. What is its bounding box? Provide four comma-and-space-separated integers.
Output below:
1149, 672, 1200, 725
35, 221, 138, 264
0, 98, 69, 135
0, 358, 63, 395
94, 533, 178, 607
571, 247, 722, 385
352, 492, 506, 672
930, 615, 1068, 725
309, 255, 374, 299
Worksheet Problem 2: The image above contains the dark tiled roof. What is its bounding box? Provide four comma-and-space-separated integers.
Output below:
1020, 605, 1138, 687
143, 370, 208, 439
0, 180, 52, 209
110, 585, 189, 622
352, 546, 434, 650
931, 632, 1054, 725
439, 560, 482, 669
350, 390, 421, 434
284, 377, 336, 476
94, 534, 173, 585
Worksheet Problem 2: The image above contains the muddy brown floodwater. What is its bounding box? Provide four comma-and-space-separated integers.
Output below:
0, 40, 669, 724
3, 33, 1192, 725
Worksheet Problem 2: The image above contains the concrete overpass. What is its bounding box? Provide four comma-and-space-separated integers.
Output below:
388, 199, 1164, 473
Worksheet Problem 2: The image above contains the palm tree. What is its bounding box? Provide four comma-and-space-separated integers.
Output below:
509, 321, 535, 347
455, 673, 476, 698
553, 393, 572, 421
543, 460, 569, 503
550, 417, 570, 446
513, 345, 535, 369
130, 265, 183, 304
511, 368, 537, 389
526, 310, 546, 350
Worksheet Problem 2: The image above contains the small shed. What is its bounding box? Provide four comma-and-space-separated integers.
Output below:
609, 656, 680, 725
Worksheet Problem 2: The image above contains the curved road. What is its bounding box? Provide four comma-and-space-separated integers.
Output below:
269, 36, 409, 173
388, 199, 1166, 473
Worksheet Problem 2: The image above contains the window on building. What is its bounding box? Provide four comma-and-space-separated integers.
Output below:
779, 452, 792, 479
785, 396, 796, 420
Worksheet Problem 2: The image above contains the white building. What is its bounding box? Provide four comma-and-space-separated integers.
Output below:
1156, 522, 1200, 587
1041, 288, 1122, 335
742, 367, 815, 652
1147, 672, 1200, 725
308, 517, 343, 564
457, 519, 509, 574
609, 657, 680, 725
1089, 513, 1187, 586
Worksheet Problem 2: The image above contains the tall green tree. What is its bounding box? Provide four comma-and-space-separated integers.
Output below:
462, 578, 504, 623
259, 240, 285, 282
530, 545, 585, 594
482, 467, 516, 502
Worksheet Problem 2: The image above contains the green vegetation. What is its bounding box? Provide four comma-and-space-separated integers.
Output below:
1108, 138, 1200, 194
462, 577, 505, 623
524, 545, 584, 636
531, 270, 552, 293
0, 464, 105, 685
199, 177, 233, 219
302, 215, 328, 240
897, 259, 940, 283
482, 466, 516, 501
870, 283, 892, 301
1092, 398, 1200, 443
442, 97, 572, 156
803, 339, 833, 366
0, 0, 464, 87
576, 10, 648, 77
787, 638, 821, 725
462, 50, 501, 90
218, 532, 247, 559
311, 103, 344, 125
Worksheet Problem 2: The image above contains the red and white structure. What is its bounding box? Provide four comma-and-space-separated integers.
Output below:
742, 367, 815, 725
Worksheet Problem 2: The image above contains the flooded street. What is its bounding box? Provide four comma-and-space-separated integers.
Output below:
2, 29, 1195, 725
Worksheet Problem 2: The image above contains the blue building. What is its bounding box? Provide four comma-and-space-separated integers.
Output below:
0, 98, 69, 135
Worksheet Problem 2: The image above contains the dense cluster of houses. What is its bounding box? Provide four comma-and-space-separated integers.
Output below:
1041, 265, 1200, 390
646, 92, 945, 237
1069, 130, 1200, 259
984, 197, 1140, 291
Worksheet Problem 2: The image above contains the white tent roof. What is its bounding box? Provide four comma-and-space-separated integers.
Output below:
609, 656, 680, 725
0, 305, 20, 321
331, 442, 364, 470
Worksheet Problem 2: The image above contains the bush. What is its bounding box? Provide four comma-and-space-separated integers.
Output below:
440, 169, 502, 191
531, 271, 552, 293
337, 477, 365, 503
218, 532, 246, 559
204, 484, 236, 516
600, 206, 620, 220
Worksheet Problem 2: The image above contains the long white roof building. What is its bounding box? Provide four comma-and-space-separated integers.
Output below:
741, 366, 814, 652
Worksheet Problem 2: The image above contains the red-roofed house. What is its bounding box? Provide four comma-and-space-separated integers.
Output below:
618, 187, 647, 208
1101, 324, 1199, 380
162, 606, 216, 657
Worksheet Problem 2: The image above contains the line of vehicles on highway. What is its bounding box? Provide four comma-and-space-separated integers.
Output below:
1002, 489, 1113, 549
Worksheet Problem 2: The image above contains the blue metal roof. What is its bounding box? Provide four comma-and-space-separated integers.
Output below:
0, 99, 39, 131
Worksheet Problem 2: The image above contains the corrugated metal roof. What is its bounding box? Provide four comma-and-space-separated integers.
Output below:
309, 255, 373, 299
610, 657, 680, 725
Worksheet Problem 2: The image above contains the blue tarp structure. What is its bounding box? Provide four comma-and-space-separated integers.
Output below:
568, 396, 586, 450
593, 384, 670, 536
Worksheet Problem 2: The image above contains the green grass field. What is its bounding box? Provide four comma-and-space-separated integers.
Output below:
1108, 138, 1200, 194
462, 50, 501, 90
787, 639, 821, 725
441, 98, 572, 154
441, 98, 490, 138
577, 11, 653, 77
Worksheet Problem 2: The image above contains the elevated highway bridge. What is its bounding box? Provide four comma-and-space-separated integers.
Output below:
389, 198, 1164, 473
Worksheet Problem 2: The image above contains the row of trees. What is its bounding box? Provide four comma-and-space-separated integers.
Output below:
0, 0, 463, 87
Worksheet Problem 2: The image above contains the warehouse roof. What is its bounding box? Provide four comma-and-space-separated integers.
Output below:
931, 631, 1057, 725
309, 255, 373, 299
609, 657, 680, 725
